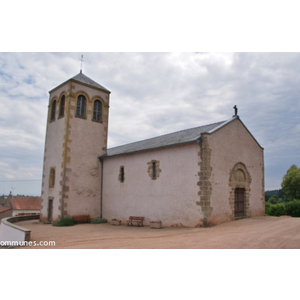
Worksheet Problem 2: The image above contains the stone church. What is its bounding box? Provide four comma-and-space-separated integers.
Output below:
40, 71, 265, 227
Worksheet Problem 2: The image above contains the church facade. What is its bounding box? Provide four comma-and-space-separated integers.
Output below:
40, 72, 265, 227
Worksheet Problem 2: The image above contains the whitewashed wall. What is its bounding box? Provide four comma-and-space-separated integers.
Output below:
102, 143, 204, 227
0, 219, 27, 244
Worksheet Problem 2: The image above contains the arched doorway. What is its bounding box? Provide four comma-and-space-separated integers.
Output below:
235, 188, 245, 218
229, 163, 252, 220
47, 198, 53, 223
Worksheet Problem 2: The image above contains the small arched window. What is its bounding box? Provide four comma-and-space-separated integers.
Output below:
152, 161, 157, 179
147, 160, 161, 180
93, 100, 102, 122
49, 168, 55, 188
76, 95, 86, 118
59, 95, 65, 118
50, 100, 56, 121
119, 166, 125, 183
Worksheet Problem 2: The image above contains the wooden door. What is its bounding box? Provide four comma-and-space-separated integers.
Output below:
235, 188, 245, 218
47, 199, 53, 222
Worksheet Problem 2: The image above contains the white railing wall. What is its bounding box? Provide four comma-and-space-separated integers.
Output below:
0, 215, 40, 245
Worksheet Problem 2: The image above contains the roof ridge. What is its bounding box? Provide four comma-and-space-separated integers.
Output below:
50, 72, 110, 93
103, 119, 229, 157
71, 72, 110, 92
108, 120, 227, 151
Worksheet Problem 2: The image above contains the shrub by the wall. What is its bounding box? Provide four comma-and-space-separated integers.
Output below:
54, 217, 75, 226
265, 202, 286, 217
285, 200, 300, 217
90, 218, 107, 224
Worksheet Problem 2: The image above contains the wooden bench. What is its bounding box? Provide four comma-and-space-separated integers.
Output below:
73, 215, 91, 224
127, 216, 145, 227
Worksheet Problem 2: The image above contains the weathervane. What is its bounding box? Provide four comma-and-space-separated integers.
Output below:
80, 55, 84, 73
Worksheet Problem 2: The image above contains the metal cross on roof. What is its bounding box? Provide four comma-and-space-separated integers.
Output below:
80, 55, 84, 73
233, 105, 238, 116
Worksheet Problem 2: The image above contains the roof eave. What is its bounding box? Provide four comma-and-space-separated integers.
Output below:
204, 116, 264, 150
206, 116, 238, 134
49, 77, 111, 94
71, 78, 111, 94
99, 140, 199, 160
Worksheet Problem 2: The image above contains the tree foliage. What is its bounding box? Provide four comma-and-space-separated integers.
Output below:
265, 189, 290, 202
281, 165, 300, 200
268, 195, 279, 204
285, 200, 300, 217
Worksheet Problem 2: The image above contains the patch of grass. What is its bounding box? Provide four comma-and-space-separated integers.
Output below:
90, 217, 107, 224
54, 217, 75, 226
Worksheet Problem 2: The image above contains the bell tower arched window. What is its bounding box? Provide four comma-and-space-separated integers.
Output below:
93, 100, 102, 122
50, 100, 56, 121
59, 95, 65, 118
76, 95, 86, 118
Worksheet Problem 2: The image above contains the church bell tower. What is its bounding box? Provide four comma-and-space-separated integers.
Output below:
40, 71, 110, 223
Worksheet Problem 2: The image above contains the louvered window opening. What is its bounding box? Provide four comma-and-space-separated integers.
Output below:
93, 100, 102, 122
76, 95, 86, 117
59, 95, 65, 118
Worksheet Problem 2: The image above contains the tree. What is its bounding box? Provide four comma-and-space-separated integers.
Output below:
268, 195, 279, 204
281, 165, 300, 200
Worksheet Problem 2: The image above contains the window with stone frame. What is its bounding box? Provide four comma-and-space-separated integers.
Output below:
49, 168, 55, 188
59, 95, 65, 118
152, 161, 157, 179
93, 100, 102, 122
50, 100, 56, 121
76, 95, 86, 118
147, 160, 161, 180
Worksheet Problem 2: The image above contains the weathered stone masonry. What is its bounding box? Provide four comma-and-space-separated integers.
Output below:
197, 134, 213, 226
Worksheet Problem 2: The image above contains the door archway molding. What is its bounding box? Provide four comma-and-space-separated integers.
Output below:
229, 162, 252, 220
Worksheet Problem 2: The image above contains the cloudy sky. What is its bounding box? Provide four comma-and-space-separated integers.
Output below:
0, 52, 299, 195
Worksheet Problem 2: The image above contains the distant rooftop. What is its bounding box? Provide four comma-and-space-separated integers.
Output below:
102, 119, 232, 158
10, 196, 41, 210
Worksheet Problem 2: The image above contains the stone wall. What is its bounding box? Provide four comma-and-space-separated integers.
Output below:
204, 118, 264, 225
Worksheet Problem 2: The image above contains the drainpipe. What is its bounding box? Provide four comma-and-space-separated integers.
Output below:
99, 157, 104, 218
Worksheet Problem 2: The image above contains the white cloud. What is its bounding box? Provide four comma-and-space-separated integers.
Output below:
1, 52, 300, 194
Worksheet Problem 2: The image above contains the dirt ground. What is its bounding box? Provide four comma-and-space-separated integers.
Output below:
6, 215, 299, 249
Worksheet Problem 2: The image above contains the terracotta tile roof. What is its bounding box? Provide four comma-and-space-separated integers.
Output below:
0, 206, 12, 213
10, 196, 41, 210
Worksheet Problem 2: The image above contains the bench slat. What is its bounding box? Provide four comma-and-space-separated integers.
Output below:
127, 216, 145, 227
73, 215, 91, 224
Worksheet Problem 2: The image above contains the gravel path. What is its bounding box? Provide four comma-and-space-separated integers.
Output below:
12, 216, 300, 249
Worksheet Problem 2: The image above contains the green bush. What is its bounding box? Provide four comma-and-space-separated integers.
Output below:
265, 202, 286, 217
265, 202, 271, 215
268, 195, 279, 204
54, 217, 75, 226
90, 218, 107, 224
285, 200, 300, 217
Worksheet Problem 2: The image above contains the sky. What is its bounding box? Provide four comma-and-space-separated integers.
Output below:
0, 52, 299, 195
